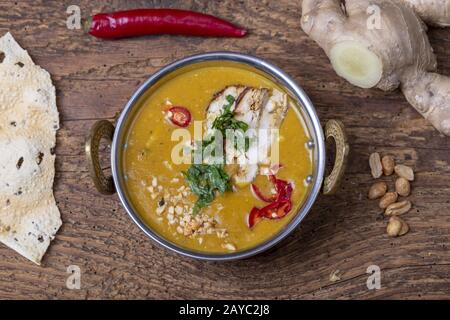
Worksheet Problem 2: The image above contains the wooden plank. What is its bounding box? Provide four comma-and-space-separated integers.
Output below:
0, 0, 449, 299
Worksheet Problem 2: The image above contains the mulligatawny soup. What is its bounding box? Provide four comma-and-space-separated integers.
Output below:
123, 64, 313, 253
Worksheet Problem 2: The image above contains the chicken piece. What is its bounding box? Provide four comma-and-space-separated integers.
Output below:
205, 85, 245, 135
204, 86, 287, 186
234, 88, 269, 126
257, 89, 289, 169
232, 88, 269, 187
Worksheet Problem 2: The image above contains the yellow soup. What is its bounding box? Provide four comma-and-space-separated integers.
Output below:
123, 64, 313, 253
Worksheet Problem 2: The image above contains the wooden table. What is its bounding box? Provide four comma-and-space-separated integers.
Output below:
0, 0, 449, 299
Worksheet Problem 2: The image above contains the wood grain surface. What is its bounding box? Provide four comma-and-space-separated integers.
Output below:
0, 0, 449, 299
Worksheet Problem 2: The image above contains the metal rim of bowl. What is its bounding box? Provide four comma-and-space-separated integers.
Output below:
111, 51, 326, 261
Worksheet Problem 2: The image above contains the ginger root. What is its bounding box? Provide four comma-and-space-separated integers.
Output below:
301, 0, 450, 136
401, 0, 450, 27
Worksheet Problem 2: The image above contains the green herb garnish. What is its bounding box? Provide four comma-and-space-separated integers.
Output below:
212, 95, 249, 136
184, 164, 232, 213
184, 94, 250, 213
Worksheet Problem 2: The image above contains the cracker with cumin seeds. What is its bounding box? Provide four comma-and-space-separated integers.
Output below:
0, 32, 61, 265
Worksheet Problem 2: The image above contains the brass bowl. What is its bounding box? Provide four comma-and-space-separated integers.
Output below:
86, 52, 349, 261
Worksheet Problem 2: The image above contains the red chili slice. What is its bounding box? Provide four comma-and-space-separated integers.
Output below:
248, 175, 294, 228
269, 175, 293, 202
167, 106, 191, 127
248, 207, 262, 229
251, 184, 276, 203
276, 180, 293, 202
261, 200, 292, 219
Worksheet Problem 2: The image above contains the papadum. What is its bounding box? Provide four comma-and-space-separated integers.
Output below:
0, 32, 61, 265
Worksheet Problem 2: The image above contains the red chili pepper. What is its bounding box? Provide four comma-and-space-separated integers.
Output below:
275, 179, 293, 202
247, 207, 262, 229
248, 200, 292, 228
261, 200, 292, 219
251, 174, 291, 203
267, 175, 292, 202
86, 9, 247, 39
248, 175, 294, 228
167, 106, 191, 127
250, 184, 276, 203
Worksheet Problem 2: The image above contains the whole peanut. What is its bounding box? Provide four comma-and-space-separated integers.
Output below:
387, 217, 402, 237
368, 182, 387, 200
385, 200, 412, 216
379, 192, 398, 209
395, 177, 411, 197
395, 165, 414, 181
381, 155, 395, 176
369, 153, 383, 178
387, 216, 409, 237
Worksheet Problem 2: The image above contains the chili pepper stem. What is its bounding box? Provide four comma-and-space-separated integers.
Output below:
81, 17, 92, 34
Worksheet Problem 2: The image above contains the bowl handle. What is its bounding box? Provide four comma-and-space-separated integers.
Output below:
85, 120, 116, 195
323, 120, 349, 195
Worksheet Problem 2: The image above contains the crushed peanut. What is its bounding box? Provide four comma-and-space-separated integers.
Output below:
146, 175, 231, 247
222, 243, 236, 251
151, 176, 158, 187
163, 160, 173, 171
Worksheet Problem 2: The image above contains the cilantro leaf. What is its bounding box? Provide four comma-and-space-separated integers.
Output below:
184, 164, 232, 214
212, 95, 249, 138
184, 94, 250, 213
